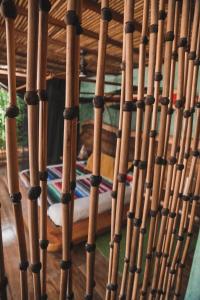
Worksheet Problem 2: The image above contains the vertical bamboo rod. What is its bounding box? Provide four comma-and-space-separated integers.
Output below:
132, 1, 166, 299
141, 1, 177, 298
25, 0, 41, 298
107, 1, 135, 299
1, 1, 29, 299
67, 1, 82, 298
148, 1, 190, 296
173, 157, 200, 300
0, 204, 7, 300
85, 2, 111, 298
106, 6, 126, 299
156, 1, 200, 295
37, 1, 51, 299
119, 2, 149, 299
59, 1, 78, 299
126, 0, 160, 298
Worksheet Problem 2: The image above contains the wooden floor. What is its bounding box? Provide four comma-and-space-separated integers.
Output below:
0, 167, 114, 299
0, 166, 197, 299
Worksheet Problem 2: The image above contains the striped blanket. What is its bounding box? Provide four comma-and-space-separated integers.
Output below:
19, 161, 133, 225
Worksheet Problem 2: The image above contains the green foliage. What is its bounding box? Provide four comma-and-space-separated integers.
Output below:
0, 88, 27, 149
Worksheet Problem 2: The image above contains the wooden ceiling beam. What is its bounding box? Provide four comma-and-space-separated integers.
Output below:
16, 5, 141, 51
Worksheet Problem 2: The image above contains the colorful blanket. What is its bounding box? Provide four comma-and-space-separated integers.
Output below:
19, 162, 133, 225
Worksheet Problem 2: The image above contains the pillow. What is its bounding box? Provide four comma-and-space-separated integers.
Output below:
86, 153, 132, 181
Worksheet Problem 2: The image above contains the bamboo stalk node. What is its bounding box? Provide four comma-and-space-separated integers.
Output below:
149, 129, 157, 137
39, 171, 48, 181
5, 105, 19, 118
161, 208, 169, 216
114, 234, 122, 243
116, 129, 122, 138
178, 37, 188, 48
149, 24, 158, 33
63, 106, 79, 120
145, 95, 155, 105
60, 260, 72, 270
101, 7, 112, 22
85, 243, 96, 253
123, 100, 136, 111
30, 262, 42, 273
125, 21, 135, 34
64, 10, 78, 26
138, 160, 147, 169
0, 0, 17, 19
177, 235, 184, 241
117, 173, 126, 182
194, 58, 200, 65
165, 31, 175, 42
61, 192, 71, 204
10, 192, 22, 203
172, 50, 178, 60
39, 0, 51, 12
127, 211, 134, 219
155, 72, 163, 81
28, 186, 41, 200
38, 89, 48, 101
93, 96, 105, 108
141, 35, 149, 45
159, 10, 167, 20
188, 51, 196, 60
111, 190, 117, 198
167, 107, 174, 114
150, 210, 158, 217
160, 97, 170, 105
136, 99, 145, 109
24, 91, 39, 105
39, 239, 49, 250
19, 260, 29, 271
106, 283, 118, 291
90, 175, 102, 186
133, 218, 142, 227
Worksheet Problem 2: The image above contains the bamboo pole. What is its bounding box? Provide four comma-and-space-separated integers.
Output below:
141, 0, 177, 297
156, 1, 200, 296
147, 0, 190, 297
106, 1, 135, 299
1, 1, 29, 299
119, 2, 149, 299
25, 0, 41, 298
85, 2, 111, 298
37, 1, 51, 299
165, 30, 200, 297
59, 1, 79, 299
173, 157, 200, 300
0, 203, 7, 300
123, 0, 159, 298
130, 1, 167, 299
106, 6, 126, 300
67, 2, 82, 298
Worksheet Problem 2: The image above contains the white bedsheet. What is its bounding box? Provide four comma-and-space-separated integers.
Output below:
47, 186, 132, 226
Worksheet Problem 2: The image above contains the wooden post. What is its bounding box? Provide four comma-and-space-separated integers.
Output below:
37, 1, 51, 299
85, 1, 111, 298
1, 1, 29, 299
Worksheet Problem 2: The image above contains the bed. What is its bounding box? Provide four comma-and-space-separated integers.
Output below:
19, 161, 133, 252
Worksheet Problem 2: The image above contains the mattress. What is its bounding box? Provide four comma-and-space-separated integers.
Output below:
19, 161, 133, 226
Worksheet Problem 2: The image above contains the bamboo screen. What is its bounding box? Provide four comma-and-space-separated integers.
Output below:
0, 0, 200, 299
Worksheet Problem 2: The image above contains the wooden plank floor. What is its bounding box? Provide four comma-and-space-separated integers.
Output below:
0, 167, 115, 299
